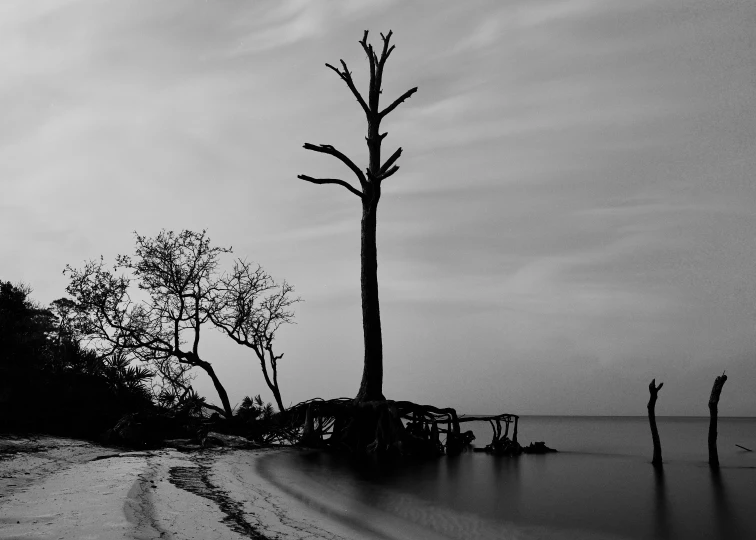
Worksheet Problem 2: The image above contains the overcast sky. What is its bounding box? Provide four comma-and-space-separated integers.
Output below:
2, 0, 755, 415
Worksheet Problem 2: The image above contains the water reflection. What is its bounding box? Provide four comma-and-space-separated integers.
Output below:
491, 454, 522, 518
259, 419, 756, 540
710, 468, 737, 539
441, 453, 462, 498
652, 466, 670, 539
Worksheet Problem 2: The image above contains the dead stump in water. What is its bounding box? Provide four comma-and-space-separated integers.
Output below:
648, 379, 664, 466
708, 372, 728, 469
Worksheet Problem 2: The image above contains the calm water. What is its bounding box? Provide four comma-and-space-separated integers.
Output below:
257, 417, 756, 540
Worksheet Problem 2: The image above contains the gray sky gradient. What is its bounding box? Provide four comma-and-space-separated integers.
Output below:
2, 0, 755, 415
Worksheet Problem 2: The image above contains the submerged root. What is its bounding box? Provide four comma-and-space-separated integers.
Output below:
281, 398, 476, 457
276, 398, 554, 458
295, 399, 444, 457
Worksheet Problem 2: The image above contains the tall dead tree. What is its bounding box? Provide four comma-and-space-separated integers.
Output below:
298, 30, 417, 402
647, 379, 663, 466
708, 371, 727, 468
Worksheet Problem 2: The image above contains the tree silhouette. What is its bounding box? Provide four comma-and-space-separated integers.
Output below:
298, 30, 417, 402
210, 259, 298, 412
64, 230, 236, 418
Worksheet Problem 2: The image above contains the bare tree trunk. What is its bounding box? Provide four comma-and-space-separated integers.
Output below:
356, 190, 384, 402
355, 89, 385, 403
648, 379, 663, 466
300, 403, 319, 446
260, 359, 286, 412
270, 385, 285, 414
262, 369, 285, 412
708, 372, 727, 468
198, 360, 234, 419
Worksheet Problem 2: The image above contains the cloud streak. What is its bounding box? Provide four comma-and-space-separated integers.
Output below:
1, 0, 755, 414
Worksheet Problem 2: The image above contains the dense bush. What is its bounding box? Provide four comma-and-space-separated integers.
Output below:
0, 280, 154, 436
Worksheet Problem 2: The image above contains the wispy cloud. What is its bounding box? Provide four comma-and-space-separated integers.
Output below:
227, 0, 399, 55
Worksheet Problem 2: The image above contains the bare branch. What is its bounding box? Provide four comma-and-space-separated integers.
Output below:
325, 61, 370, 115
302, 143, 367, 185
379, 165, 399, 181
380, 86, 418, 118
380, 147, 402, 175
297, 175, 363, 198
367, 165, 399, 183
359, 30, 376, 83
378, 31, 395, 67
324, 62, 341, 78
202, 402, 227, 416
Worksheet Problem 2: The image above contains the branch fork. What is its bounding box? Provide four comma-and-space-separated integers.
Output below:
298, 30, 418, 197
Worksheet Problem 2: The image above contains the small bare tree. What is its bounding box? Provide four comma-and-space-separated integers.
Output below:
210, 260, 298, 412
298, 30, 417, 402
64, 230, 235, 418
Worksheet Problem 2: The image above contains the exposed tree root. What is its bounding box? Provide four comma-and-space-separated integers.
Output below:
277, 398, 551, 458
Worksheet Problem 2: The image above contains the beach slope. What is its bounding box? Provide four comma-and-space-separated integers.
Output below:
0, 437, 373, 540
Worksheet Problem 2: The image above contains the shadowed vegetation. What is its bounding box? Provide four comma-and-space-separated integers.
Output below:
2, 229, 296, 447
0, 280, 153, 436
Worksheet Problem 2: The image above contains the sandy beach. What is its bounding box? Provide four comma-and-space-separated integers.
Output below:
0, 436, 375, 540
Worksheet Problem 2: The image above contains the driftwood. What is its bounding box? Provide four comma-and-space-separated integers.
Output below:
708, 372, 728, 469
648, 379, 664, 466
458, 414, 523, 455
201, 432, 260, 449
522, 441, 558, 454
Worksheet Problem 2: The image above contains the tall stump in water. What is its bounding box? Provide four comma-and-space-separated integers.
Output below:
647, 379, 664, 466
708, 372, 727, 469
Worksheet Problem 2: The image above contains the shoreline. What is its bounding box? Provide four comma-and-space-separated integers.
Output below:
0, 435, 647, 540
4, 417, 755, 540
0, 436, 385, 540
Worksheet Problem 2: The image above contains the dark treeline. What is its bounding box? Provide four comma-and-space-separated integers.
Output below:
0, 278, 281, 444
0, 280, 152, 436
0, 230, 296, 446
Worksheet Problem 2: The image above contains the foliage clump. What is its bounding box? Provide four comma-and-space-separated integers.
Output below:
0, 280, 154, 436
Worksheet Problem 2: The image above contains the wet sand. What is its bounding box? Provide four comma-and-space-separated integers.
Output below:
0, 436, 375, 540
